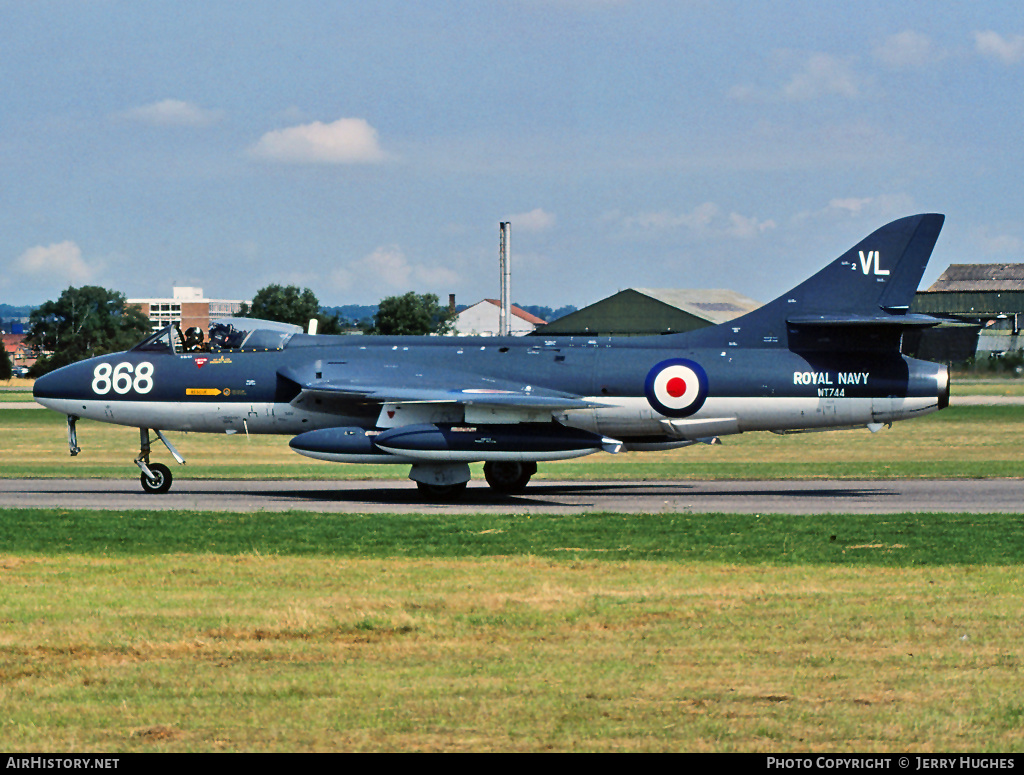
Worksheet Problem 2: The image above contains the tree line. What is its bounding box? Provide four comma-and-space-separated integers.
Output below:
240, 284, 456, 336
19, 284, 458, 376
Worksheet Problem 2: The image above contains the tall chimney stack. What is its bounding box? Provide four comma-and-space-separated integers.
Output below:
499, 222, 511, 336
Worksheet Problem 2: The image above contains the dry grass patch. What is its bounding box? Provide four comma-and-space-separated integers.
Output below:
1, 553, 1021, 752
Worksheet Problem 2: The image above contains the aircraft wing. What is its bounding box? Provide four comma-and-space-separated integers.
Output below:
278, 364, 605, 425
296, 382, 601, 409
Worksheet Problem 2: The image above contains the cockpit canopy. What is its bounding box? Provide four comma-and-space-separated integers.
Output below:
131, 317, 302, 354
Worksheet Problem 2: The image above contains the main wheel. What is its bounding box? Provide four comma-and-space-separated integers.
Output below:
415, 480, 468, 500
140, 462, 173, 494
483, 461, 536, 494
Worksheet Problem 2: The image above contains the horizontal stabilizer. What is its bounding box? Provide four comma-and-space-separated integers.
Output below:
787, 312, 943, 328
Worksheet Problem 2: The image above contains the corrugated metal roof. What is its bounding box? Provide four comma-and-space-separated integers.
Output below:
925, 264, 1024, 292
631, 288, 762, 324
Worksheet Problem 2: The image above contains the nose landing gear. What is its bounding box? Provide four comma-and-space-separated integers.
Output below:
134, 428, 185, 494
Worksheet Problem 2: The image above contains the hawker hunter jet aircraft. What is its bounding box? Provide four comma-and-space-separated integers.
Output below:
34, 214, 950, 498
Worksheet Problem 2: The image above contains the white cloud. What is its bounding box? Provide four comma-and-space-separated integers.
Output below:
726, 211, 777, 240
249, 118, 390, 164
782, 53, 861, 101
974, 30, 1024, 65
874, 31, 942, 69
120, 99, 224, 127
623, 202, 717, 231
14, 241, 98, 284
620, 202, 776, 239
793, 194, 918, 223
827, 197, 878, 215
330, 245, 460, 295
505, 208, 556, 232
730, 52, 863, 103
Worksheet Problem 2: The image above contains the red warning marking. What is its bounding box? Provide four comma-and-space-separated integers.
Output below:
666, 377, 687, 398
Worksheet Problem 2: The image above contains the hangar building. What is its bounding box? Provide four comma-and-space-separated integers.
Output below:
531, 288, 762, 337
910, 264, 1024, 360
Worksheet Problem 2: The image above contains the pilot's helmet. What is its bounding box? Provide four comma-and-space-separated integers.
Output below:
208, 322, 231, 346
184, 326, 205, 344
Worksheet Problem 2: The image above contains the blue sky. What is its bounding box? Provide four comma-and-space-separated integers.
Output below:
3, 0, 1023, 310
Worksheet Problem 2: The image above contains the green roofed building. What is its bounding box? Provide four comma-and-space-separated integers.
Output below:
910, 264, 1024, 359
531, 288, 761, 337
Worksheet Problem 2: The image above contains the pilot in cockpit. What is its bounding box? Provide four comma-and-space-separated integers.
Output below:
208, 321, 245, 350
183, 326, 206, 352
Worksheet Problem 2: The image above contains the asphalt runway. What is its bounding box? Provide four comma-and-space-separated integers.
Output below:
1, 477, 1021, 514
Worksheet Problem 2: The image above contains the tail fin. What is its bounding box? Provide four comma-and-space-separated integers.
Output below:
716, 214, 945, 352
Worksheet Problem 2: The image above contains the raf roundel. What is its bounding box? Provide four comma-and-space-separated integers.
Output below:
644, 358, 708, 418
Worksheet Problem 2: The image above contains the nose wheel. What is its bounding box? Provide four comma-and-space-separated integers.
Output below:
140, 462, 173, 494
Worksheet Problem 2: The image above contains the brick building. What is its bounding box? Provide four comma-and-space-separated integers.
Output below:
126, 287, 249, 332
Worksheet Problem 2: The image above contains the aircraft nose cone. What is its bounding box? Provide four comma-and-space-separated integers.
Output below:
32, 367, 60, 399
32, 359, 94, 403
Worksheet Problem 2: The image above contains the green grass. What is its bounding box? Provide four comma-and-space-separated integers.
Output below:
3, 508, 1024, 565
0, 391, 38, 402
951, 378, 1024, 396
1, 508, 1023, 752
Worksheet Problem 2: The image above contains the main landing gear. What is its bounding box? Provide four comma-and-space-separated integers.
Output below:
134, 428, 185, 494
482, 461, 537, 495
408, 461, 538, 499
415, 480, 469, 499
